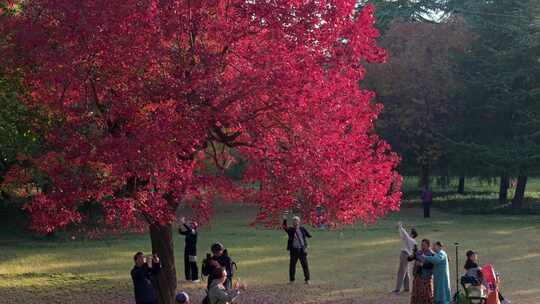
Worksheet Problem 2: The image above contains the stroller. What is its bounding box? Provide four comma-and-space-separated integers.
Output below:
453, 243, 488, 304
459, 278, 488, 304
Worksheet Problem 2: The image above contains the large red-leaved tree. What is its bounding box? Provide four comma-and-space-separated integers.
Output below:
2, 1, 401, 302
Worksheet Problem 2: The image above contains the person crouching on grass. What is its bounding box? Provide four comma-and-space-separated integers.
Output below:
131, 252, 161, 304
283, 215, 312, 284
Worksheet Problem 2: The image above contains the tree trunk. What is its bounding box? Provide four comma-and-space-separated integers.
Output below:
499, 174, 509, 204
436, 176, 449, 188
457, 175, 465, 194
420, 163, 430, 189
150, 223, 177, 304
512, 173, 528, 209
444, 175, 450, 188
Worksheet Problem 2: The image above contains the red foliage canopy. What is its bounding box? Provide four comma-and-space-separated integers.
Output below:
3, 0, 401, 233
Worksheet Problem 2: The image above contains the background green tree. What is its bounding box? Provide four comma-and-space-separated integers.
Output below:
448, 0, 540, 208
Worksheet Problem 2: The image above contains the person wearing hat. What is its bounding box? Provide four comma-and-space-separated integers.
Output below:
175, 291, 191, 304
179, 217, 199, 283
282, 215, 312, 284
463, 250, 482, 285
463, 250, 511, 304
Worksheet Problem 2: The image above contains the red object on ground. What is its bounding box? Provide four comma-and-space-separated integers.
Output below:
481, 264, 500, 304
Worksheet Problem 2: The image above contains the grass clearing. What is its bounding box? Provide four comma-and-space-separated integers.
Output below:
1, 202, 540, 304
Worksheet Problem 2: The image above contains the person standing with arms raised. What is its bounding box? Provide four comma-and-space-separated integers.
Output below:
283, 215, 312, 284
178, 217, 199, 283
393, 221, 418, 293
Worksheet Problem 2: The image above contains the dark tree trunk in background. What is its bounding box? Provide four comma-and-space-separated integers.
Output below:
457, 175, 465, 194
499, 174, 510, 204
150, 223, 177, 304
512, 173, 528, 209
420, 164, 430, 189
437, 175, 450, 188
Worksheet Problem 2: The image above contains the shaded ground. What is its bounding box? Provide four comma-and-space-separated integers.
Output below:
1, 204, 540, 304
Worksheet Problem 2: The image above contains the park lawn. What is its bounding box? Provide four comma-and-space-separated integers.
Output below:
1, 204, 540, 304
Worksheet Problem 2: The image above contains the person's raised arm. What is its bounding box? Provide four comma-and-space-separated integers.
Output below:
304, 227, 312, 238
178, 217, 189, 235
150, 255, 161, 275
225, 257, 233, 279
398, 222, 414, 244
282, 218, 289, 232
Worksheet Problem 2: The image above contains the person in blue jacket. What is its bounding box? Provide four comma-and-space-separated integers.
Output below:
417, 241, 451, 304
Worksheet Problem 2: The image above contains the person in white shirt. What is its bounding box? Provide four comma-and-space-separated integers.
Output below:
392, 221, 418, 293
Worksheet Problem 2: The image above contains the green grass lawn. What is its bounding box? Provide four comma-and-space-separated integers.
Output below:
1, 203, 540, 304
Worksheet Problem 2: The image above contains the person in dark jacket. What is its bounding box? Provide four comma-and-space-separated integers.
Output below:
283, 215, 312, 284
202, 243, 235, 289
131, 252, 161, 304
421, 187, 433, 218
179, 217, 199, 282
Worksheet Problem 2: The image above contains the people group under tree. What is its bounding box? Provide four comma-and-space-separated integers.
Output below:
130, 214, 510, 304
394, 222, 511, 304
393, 222, 452, 304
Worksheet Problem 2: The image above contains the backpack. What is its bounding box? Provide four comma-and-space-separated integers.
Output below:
230, 260, 237, 277
201, 254, 219, 277
222, 249, 238, 277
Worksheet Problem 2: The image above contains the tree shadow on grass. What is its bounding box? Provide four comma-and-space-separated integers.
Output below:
0, 272, 132, 304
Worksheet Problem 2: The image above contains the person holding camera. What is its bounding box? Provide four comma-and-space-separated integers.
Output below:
283, 215, 312, 284
178, 216, 199, 283
131, 252, 161, 304
208, 266, 246, 304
